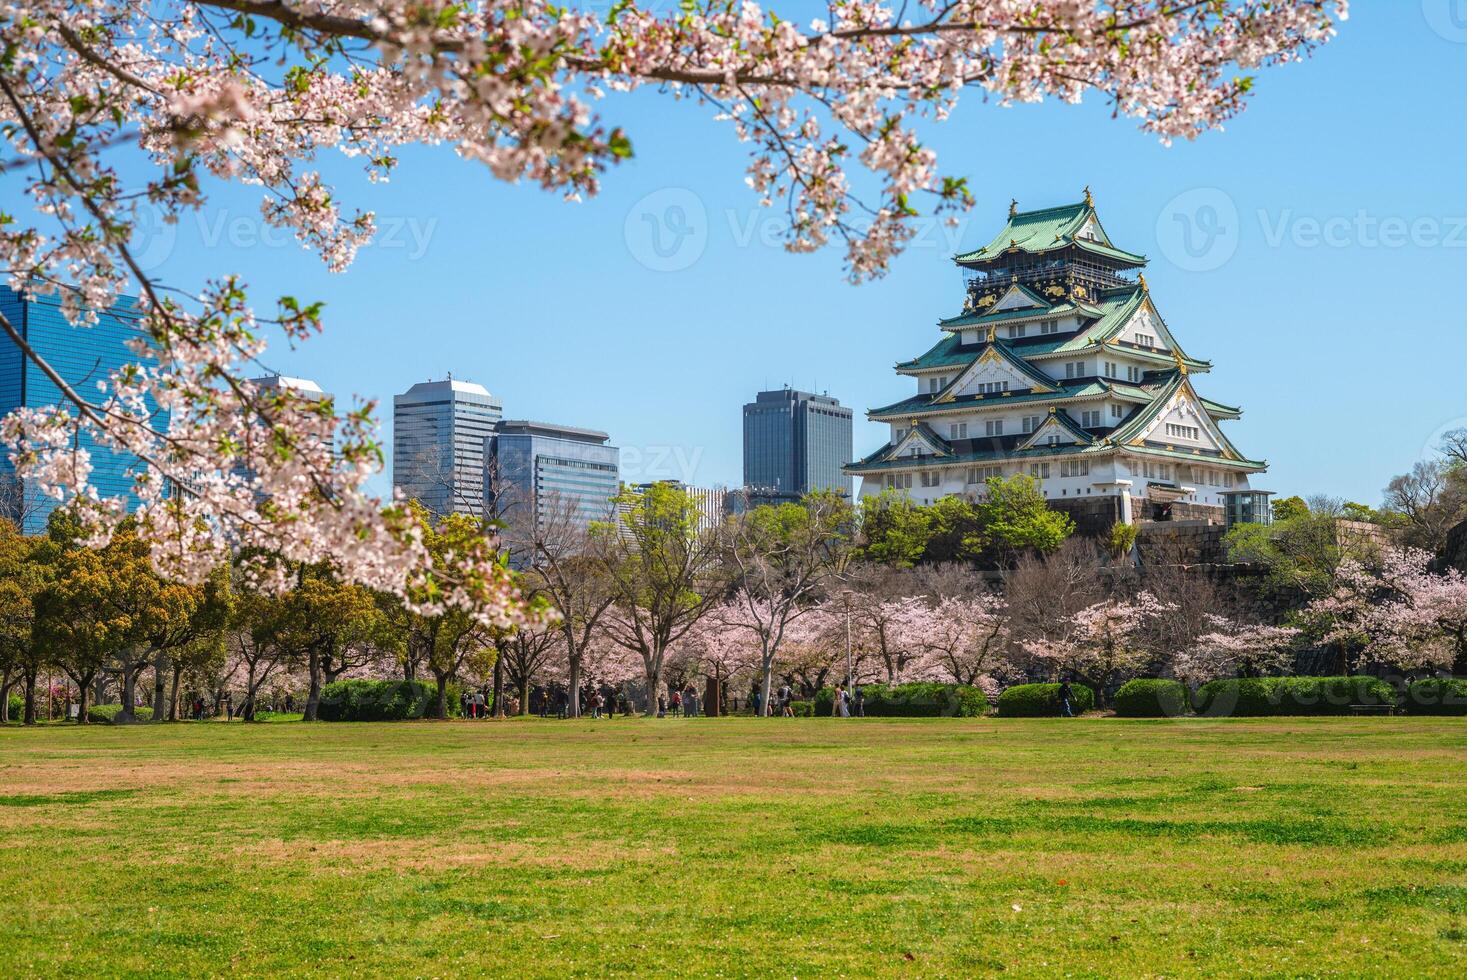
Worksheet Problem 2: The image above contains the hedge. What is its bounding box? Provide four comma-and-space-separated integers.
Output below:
1400, 678, 1467, 716
87, 704, 155, 724
1113, 679, 1188, 718
997, 683, 1095, 718
317, 679, 464, 721
1192, 676, 1397, 717
788, 700, 814, 717
813, 682, 988, 717
5, 693, 21, 720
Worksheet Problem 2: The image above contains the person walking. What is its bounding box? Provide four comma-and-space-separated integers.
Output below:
1058, 678, 1075, 718
657, 693, 667, 718
853, 686, 865, 717
779, 684, 793, 717
670, 689, 682, 717
683, 683, 698, 718
831, 685, 843, 717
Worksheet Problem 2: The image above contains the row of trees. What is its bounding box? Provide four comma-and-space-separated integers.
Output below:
8, 463, 1467, 725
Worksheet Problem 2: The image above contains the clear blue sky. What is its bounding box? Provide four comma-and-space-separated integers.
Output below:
136, 3, 1466, 507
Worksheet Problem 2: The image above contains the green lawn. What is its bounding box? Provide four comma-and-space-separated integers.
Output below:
2, 717, 1464, 976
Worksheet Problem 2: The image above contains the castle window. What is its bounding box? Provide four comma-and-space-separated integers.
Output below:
1060, 460, 1090, 477
1165, 423, 1200, 440
985, 420, 1004, 437
1040, 321, 1059, 335
1081, 410, 1101, 427
966, 465, 1003, 485
920, 471, 941, 488
1021, 415, 1042, 433
976, 381, 1010, 395
1126, 365, 1141, 383
1135, 333, 1155, 348
1007, 324, 1026, 339
949, 423, 968, 439
1111, 403, 1125, 419
1029, 463, 1051, 479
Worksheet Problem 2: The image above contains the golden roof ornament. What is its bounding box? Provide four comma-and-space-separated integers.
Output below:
1138, 273, 1149, 292
1009, 199, 1018, 219
1084, 185, 1094, 207
1172, 348, 1188, 376
986, 325, 997, 344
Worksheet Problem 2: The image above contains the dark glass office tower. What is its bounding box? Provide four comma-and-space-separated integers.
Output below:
741, 388, 852, 503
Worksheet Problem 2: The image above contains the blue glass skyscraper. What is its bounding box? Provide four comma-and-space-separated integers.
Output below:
0, 285, 163, 534
742, 388, 853, 503
485, 420, 620, 538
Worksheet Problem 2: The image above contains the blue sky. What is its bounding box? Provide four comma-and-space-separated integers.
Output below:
134, 3, 1467, 506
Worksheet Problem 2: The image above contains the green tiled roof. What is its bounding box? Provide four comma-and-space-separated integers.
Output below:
870, 380, 1113, 420
848, 440, 1104, 474
954, 200, 1146, 267
1021, 409, 1097, 448
937, 299, 1099, 330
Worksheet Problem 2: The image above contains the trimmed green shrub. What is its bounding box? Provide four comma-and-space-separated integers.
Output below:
5, 693, 21, 721
317, 679, 446, 721
1114, 679, 1188, 718
1193, 676, 1397, 717
86, 704, 155, 724
996, 683, 1095, 718
1400, 678, 1467, 716
813, 682, 988, 717
789, 700, 814, 717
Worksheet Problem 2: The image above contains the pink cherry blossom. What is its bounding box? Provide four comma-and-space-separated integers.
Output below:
0, 1, 1345, 622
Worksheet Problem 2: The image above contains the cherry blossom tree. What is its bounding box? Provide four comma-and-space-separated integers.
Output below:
702, 595, 836, 714
1305, 548, 1467, 674
1170, 615, 1299, 685
720, 491, 852, 714
845, 592, 931, 684
0, 1, 1344, 618
1026, 591, 1169, 706
910, 593, 1012, 686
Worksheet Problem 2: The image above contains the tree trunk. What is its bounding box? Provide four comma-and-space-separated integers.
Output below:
22, 668, 38, 725
303, 650, 321, 721
167, 664, 183, 722
242, 663, 259, 722
759, 658, 775, 718
152, 651, 168, 722
119, 659, 138, 723
641, 661, 661, 717
75, 676, 92, 724
433, 673, 450, 720
567, 653, 583, 719
492, 647, 505, 718
0, 672, 13, 723
519, 676, 530, 716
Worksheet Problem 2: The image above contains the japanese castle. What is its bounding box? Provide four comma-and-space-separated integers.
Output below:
846, 191, 1268, 527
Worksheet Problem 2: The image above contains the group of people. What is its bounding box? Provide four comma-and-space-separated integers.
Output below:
828, 684, 865, 717
459, 688, 494, 718
655, 683, 706, 718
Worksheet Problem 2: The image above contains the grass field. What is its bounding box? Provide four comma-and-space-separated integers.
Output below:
2, 717, 1465, 977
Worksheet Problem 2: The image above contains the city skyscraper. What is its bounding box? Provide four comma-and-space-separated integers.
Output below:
742, 388, 853, 503
392, 378, 502, 519
0, 285, 163, 534
485, 420, 619, 539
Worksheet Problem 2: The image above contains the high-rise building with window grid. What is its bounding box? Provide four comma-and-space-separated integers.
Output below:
392, 378, 502, 519
742, 388, 852, 503
0, 285, 165, 534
